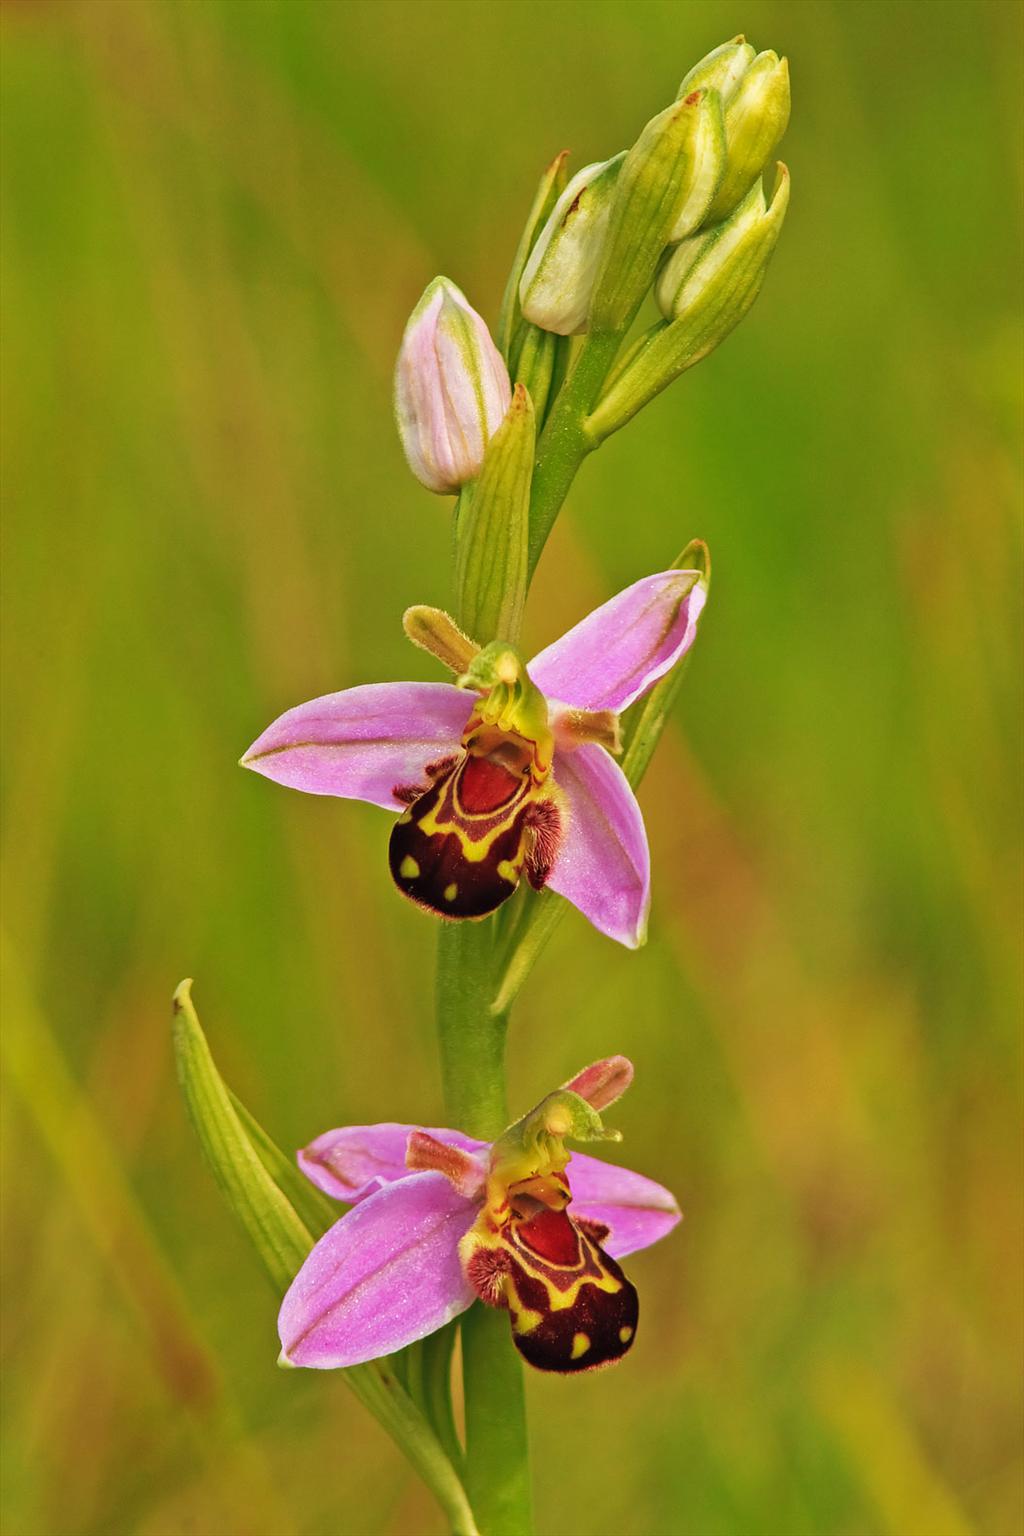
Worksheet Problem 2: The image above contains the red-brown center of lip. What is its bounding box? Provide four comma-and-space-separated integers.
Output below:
458, 754, 522, 814
516, 1207, 582, 1265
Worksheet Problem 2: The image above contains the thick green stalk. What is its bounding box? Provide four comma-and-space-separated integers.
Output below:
440, 315, 631, 1536
435, 922, 508, 1138
435, 922, 534, 1536
462, 1306, 533, 1535
527, 331, 621, 575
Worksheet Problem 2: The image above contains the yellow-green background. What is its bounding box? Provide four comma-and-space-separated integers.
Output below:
3, 1, 1021, 1533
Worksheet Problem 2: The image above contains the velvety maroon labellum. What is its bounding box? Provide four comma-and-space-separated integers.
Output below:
465, 1203, 640, 1374
388, 752, 562, 920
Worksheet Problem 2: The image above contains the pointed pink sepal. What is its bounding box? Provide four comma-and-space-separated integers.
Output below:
547, 742, 650, 947
241, 682, 470, 809
278, 1173, 477, 1368
528, 570, 706, 713
567, 1151, 682, 1259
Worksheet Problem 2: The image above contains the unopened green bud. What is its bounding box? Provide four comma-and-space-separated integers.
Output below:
705, 50, 790, 224
668, 87, 726, 241
589, 164, 789, 440
589, 89, 710, 335
656, 164, 787, 318
519, 155, 625, 336
677, 35, 756, 102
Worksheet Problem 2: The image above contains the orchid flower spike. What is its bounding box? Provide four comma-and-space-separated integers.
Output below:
279, 1056, 680, 1375
242, 562, 708, 948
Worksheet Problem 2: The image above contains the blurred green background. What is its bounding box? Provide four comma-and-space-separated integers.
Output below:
2, 1, 1021, 1533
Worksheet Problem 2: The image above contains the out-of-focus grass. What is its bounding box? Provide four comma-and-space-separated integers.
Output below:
2, 2, 1020, 1533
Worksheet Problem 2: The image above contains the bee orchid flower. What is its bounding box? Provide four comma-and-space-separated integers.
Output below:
242, 563, 707, 948
279, 1056, 680, 1375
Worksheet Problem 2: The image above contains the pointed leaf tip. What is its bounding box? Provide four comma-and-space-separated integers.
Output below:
172, 979, 314, 1293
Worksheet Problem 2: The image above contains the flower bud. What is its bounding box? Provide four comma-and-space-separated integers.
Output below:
705, 49, 790, 224
394, 277, 511, 494
589, 90, 713, 335
668, 87, 726, 241
655, 164, 787, 319
677, 35, 756, 102
518, 155, 625, 336
588, 164, 789, 440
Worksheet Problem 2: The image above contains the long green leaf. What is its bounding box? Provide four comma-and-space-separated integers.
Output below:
172, 981, 480, 1536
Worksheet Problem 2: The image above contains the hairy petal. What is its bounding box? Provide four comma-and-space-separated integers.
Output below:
241, 682, 470, 809
528, 570, 706, 712
279, 1173, 478, 1368
299, 1123, 486, 1204
567, 1151, 681, 1259
548, 743, 650, 948
563, 1055, 634, 1111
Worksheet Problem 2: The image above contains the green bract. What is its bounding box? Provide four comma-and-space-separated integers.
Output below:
454, 383, 534, 645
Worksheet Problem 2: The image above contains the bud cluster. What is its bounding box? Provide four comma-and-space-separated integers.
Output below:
392, 34, 791, 524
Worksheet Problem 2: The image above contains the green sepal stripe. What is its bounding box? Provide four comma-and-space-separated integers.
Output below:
454, 384, 534, 643
497, 150, 569, 359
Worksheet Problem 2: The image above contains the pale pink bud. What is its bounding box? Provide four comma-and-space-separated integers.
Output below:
394, 276, 512, 494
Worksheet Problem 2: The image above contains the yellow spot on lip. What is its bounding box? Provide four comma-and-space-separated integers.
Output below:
399, 855, 420, 879
619, 1326, 633, 1344
496, 859, 519, 884
444, 882, 458, 902
571, 1333, 590, 1360
510, 1300, 543, 1336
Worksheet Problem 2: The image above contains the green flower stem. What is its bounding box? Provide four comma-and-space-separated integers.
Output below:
444, 415, 540, 1532
435, 921, 534, 1536
441, 319, 634, 1536
462, 1305, 533, 1536
435, 922, 509, 1138
527, 330, 622, 575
